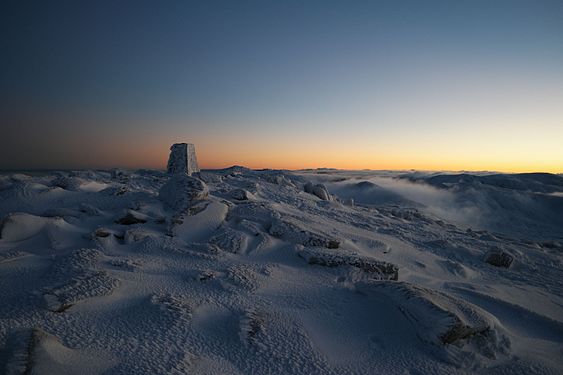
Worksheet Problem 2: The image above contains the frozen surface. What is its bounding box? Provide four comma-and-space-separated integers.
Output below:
0, 168, 562, 374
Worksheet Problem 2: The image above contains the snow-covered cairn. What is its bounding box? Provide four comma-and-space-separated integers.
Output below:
160, 143, 207, 214
167, 143, 200, 176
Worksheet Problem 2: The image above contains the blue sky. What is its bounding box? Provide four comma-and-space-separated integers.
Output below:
1, 0, 562, 171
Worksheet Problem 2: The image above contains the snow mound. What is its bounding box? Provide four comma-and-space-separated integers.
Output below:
0, 213, 53, 241
357, 281, 507, 348
159, 174, 208, 213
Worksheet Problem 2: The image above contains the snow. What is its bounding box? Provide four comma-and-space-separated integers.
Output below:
0, 167, 562, 374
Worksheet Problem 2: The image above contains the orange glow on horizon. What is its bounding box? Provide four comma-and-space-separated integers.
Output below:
10, 112, 560, 174
103, 137, 562, 174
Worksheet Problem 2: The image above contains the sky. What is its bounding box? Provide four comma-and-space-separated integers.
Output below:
1, 0, 562, 172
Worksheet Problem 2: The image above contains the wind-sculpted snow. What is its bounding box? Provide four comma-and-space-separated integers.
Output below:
0, 168, 562, 374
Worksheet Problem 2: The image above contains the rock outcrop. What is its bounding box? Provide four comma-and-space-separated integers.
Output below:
298, 247, 399, 280
304, 182, 332, 201
269, 218, 340, 249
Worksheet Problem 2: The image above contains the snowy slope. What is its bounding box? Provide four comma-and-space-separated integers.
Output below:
0, 168, 562, 374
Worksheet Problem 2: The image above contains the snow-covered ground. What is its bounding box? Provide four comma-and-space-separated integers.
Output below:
0, 168, 562, 374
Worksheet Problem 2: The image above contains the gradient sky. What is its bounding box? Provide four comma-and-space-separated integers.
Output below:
1, 0, 562, 172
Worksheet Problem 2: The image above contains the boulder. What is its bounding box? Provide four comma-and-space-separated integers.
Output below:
159, 173, 208, 213
485, 249, 514, 268
304, 182, 332, 201
231, 188, 249, 201
115, 211, 147, 225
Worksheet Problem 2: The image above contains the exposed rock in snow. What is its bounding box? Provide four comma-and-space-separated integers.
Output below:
239, 308, 266, 347
298, 247, 399, 280
99, 184, 128, 196
167, 143, 200, 175
93, 228, 112, 238
230, 188, 249, 201
115, 210, 148, 225
269, 218, 340, 248
304, 181, 332, 201
262, 172, 295, 187
485, 248, 514, 268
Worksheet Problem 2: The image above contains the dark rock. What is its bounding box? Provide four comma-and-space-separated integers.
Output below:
485, 249, 514, 268
115, 212, 147, 225
100, 185, 128, 196
94, 228, 111, 238
231, 188, 249, 201
298, 247, 398, 280
269, 219, 340, 249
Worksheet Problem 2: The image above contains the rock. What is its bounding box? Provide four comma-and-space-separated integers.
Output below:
167, 143, 200, 176
159, 173, 209, 213
485, 249, 514, 268
115, 211, 147, 225
262, 172, 295, 187
240, 308, 266, 346
94, 228, 111, 238
231, 189, 249, 201
269, 218, 340, 249
298, 247, 399, 280
99, 185, 128, 196
304, 182, 332, 201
